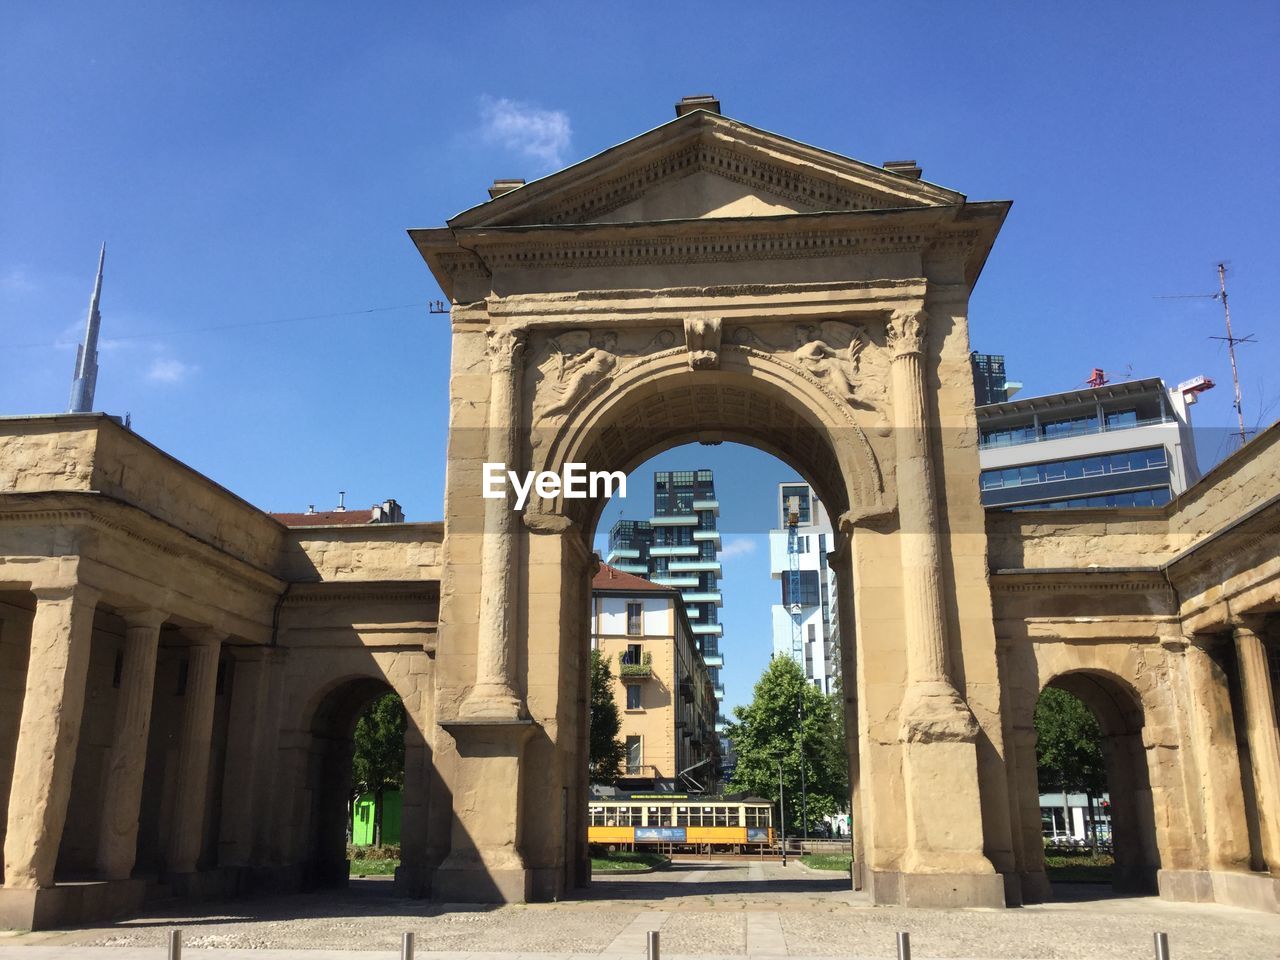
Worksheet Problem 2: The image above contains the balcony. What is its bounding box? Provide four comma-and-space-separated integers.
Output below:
692, 499, 720, 513
714, 684, 725, 700
702, 654, 724, 667
649, 514, 699, 526
650, 545, 698, 557
691, 623, 723, 636
693, 529, 720, 542
681, 591, 722, 605
610, 563, 649, 575
619, 651, 653, 679
668, 560, 721, 574
715, 720, 728, 733
653, 575, 699, 587
606, 548, 640, 560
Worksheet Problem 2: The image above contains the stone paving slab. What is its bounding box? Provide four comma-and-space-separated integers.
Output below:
0, 863, 1276, 959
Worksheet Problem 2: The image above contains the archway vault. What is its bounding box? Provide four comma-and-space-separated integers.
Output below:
531, 343, 886, 537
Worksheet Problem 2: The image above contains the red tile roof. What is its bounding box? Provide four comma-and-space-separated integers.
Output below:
271, 509, 375, 527
592, 562, 677, 593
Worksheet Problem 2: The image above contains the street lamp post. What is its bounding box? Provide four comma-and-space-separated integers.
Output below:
797, 691, 809, 843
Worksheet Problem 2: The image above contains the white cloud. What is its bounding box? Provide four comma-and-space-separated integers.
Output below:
146, 357, 195, 384
0, 267, 36, 294
479, 95, 571, 171
720, 536, 759, 560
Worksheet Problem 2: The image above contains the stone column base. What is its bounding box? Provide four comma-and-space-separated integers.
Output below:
1159, 868, 1279, 913
1018, 868, 1052, 904
868, 869, 1007, 908
0, 878, 146, 931
394, 862, 432, 898
432, 864, 531, 903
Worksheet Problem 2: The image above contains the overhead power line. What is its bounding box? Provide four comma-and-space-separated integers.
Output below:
13, 301, 432, 351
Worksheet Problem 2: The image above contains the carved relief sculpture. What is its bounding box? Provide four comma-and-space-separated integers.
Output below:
683, 316, 722, 369
535, 329, 619, 421
792, 321, 869, 407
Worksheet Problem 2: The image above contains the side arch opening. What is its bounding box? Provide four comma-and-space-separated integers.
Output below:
1036, 670, 1159, 896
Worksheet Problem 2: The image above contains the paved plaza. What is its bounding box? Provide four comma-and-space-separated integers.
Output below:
0, 862, 1276, 959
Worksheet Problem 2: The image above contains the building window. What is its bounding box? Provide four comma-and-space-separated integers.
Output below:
782, 570, 821, 607
626, 736, 643, 772
626, 684, 642, 710
626, 602, 643, 635
980, 447, 1168, 491
623, 643, 643, 666
1009, 487, 1172, 510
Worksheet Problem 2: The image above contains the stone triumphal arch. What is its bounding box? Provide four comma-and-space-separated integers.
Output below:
1, 100, 1278, 929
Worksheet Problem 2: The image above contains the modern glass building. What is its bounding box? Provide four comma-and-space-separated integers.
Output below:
606, 470, 728, 749
768, 482, 840, 693
976, 373, 1209, 511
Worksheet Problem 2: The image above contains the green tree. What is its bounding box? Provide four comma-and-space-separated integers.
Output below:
1034, 686, 1106, 848
1034, 687, 1105, 795
725, 655, 847, 834
589, 649, 626, 785
352, 692, 407, 846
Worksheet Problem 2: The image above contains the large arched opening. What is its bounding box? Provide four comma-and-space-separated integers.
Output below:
301, 677, 409, 889
1036, 671, 1159, 897
522, 347, 883, 897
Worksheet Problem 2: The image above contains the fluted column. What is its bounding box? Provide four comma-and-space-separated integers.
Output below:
164, 628, 224, 874
3, 583, 99, 889
1234, 619, 1280, 872
883, 307, 995, 893
461, 326, 527, 721
95, 608, 166, 880
886, 308, 975, 740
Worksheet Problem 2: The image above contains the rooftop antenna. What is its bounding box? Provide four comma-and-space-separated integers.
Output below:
69, 243, 106, 413
1155, 262, 1256, 448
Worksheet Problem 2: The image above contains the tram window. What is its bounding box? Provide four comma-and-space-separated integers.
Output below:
649, 806, 672, 826
676, 806, 689, 826
714, 807, 727, 827
726, 807, 741, 826
590, 807, 606, 826
605, 808, 618, 826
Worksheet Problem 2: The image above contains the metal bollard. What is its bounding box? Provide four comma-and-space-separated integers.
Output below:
896, 931, 911, 960
167, 929, 182, 960
647, 929, 660, 960
402, 931, 415, 960
1154, 932, 1170, 960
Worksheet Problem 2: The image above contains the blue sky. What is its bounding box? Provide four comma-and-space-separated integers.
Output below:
3, 2, 1278, 712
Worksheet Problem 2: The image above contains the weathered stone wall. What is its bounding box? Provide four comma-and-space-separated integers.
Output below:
278, 523, 443, 583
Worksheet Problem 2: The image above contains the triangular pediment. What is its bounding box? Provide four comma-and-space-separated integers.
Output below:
449, 111, 964, 229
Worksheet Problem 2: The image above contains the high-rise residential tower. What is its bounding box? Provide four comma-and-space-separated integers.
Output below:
606, 469, 727, 744
768, 482, 840, 692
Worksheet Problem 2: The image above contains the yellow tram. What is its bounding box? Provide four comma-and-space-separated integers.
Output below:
588, 794, 774, 852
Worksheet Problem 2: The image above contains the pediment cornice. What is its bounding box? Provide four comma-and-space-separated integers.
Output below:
416, 203, 1006, 297
448, 112, 964, 230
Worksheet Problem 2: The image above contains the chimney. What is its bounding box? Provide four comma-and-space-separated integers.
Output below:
675, 94, 721, 118
306, 504, 316, 515
883, 160, 923, 180
371, 498, 405, 524
488, 178, 526, 199
335, 491, 346, 512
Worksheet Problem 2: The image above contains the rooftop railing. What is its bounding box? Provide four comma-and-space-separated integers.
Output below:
979, 414, 1177, 450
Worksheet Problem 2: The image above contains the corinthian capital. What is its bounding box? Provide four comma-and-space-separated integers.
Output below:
887, 308, 927, 358
486, 326, 527, 374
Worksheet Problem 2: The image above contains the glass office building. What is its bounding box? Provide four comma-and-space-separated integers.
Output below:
977, 376, 1205, 510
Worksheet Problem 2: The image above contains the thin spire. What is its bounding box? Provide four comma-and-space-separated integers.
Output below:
68, 243, 105, 413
